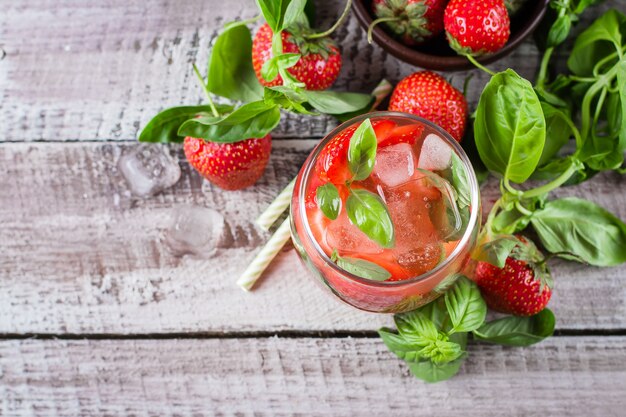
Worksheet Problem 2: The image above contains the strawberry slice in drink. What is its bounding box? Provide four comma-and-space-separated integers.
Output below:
378, 124, 424, 148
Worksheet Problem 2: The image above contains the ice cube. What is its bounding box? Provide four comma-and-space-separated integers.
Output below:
372, 143, 417, 187
164, 205, 226, 258
418, 133, 452, 171
325, 211, 384, 255
119, 144, 181, 198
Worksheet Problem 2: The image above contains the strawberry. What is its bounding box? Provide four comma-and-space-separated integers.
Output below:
388, 71, 468, 142
378, 124, 425, 147
444, 0, 511, 56
371, 0, 447, 45
474, 237, 552, 316
183, 135, 272, 190
252, 23, 342, 91
314, 120, 399, 184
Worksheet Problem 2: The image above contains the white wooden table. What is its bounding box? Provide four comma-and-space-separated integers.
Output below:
1, 1, 625, 415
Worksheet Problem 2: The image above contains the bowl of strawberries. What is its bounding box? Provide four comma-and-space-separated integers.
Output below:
353, 0, 549, 71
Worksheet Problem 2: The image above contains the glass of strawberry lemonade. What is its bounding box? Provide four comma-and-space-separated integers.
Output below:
290, 112, 481, 313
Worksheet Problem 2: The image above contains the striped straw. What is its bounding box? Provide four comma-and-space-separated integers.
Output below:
256, 178, 296, 231
237, 217, 292, 291
371, 78, 392, 110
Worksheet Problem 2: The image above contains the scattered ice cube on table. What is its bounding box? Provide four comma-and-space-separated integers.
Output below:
418, 133, 452, 171
372, 143, 417, 187
119, 144, 181, 198
325, 212, 384, 255
165, 205, 226, 258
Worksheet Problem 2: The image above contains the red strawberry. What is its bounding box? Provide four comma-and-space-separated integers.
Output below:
371, 0, 447, 45
378, 124, 425, 147
474, 238, 552, 316
252, 23, 342, 91
183, 135, 272, 190
444, 0, 511, 56
388, 71, 468, 141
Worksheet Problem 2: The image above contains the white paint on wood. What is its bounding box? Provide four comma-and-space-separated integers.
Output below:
0, 337, 625, 416
0, 141, 624, 334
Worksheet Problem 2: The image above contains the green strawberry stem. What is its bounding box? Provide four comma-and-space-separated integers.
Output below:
465, 55, 495, 76
192, 63, 220, 118
305, 0, 353, 40
366, 16, 400, 44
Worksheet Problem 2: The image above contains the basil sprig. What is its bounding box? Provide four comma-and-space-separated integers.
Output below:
380, 276, 555, 383
331, 251, 391, 281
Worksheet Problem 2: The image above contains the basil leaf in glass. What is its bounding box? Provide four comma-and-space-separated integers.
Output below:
348, 119, 377, 181
315, 183, 341, 220
346, 189, 395, 248
335, 256, 391, 281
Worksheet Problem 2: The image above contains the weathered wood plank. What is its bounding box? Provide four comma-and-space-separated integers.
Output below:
1, 141, 624, 334
2, 0, 591, 141
0, 337, 625, 416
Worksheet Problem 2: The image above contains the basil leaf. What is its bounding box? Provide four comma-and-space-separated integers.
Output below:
348, 119, 377, 181
568, 9, 626, 76
449, 153, 471, 208
417, 297, 449, 329
346, 189, 395, 248
138, 104, 233, 143
378, 328, 423, 362
472, 236, 519, 267
178, 101, 280, 142
207, 25, 263, 102
282, 0, 307, 30
264, 87, 316, 115
474, 69, 546, 183
473, 309, 555, 347
444, 276, 487, 334
315, 183, 341, 220
256, 0, 306, 32
407, 355, 465, 383
301, 90, 373, 115
261, 53, 301, 82
336, 256, 391, 281
538, 101, 573, 167
394, 311, 439, 344
530, 197, 626, 266
547, 14, 571, 48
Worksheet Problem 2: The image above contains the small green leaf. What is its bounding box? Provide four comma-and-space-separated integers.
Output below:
546, 14, 571, 48
335, 256, 391, 281
472, 236, 520, 268
530, 198, 626, 266
537, 101, 573, 167
418, 338, 464, 364
449, 153, 471, 209
378, 328, 423, 362
444, 276, 487, 334
282, 0, 307, 30
315, 183, 341, 220
261, 57, 280, 82
301, 90, 374, 115
348, 119, 377, 181
407, 356, 466, 383
207, 25, 263, 102
473, 308, 555, 346
346, 189, 395, 248
178, 101, 280, 142
138, 104, 233, 143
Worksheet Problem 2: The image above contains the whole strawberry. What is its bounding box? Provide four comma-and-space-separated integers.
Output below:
444, 0, 511, 56
474, 238, 552, 316
370, 0, 447, 45
183, 135, 272, 190
388, 71, 468, 141
252, 23, 342, 91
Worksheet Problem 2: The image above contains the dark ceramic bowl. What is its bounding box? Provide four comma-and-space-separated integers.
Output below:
353, 0, 550, 71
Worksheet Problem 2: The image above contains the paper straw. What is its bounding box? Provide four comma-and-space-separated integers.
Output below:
237, 217, 292, 291
256, 179, 296, 231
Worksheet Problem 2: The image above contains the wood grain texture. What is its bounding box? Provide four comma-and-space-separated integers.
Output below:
0, 337, 625, 416
1, 141, 624, 334
0, 0, 562, 141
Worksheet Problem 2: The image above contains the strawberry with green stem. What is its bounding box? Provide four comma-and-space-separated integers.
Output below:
444, 0, 510, 73
253, 0, 353, 91
368, 0, 447, 46
183, 64, 272, 190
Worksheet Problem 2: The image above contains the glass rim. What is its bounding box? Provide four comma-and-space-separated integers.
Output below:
297, 111, 481, 287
